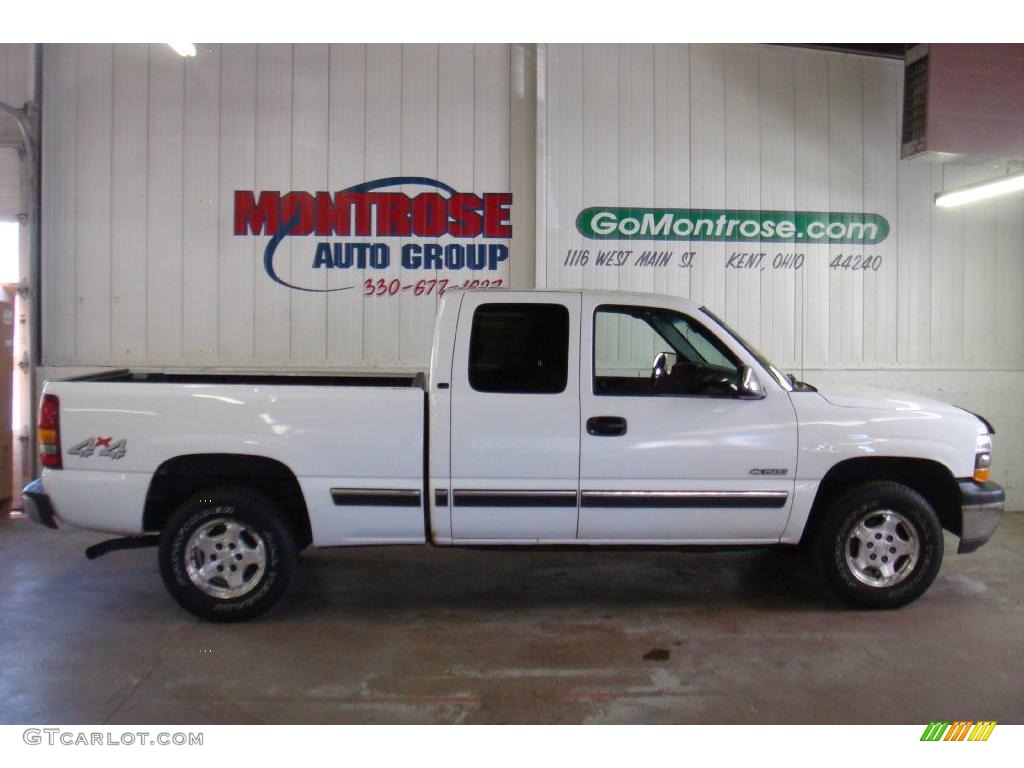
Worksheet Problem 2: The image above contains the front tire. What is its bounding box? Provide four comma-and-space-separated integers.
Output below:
159, 487, 296, 622
814, 481, 943, 609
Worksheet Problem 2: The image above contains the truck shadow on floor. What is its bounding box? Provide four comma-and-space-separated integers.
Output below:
274, 546, 840, 620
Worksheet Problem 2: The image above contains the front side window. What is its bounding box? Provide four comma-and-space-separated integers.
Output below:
469, 303, 570, 394
594, 305, 741, 397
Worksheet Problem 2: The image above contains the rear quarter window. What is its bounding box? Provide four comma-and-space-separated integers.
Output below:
468, 303, 570, 394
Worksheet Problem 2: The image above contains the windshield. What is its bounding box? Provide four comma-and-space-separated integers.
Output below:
699, 307, 794, 392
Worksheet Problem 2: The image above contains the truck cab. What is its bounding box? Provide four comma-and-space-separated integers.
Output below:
430, 290, 798, 545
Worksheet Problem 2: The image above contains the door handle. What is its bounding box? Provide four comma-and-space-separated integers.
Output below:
587, 416, 628, 437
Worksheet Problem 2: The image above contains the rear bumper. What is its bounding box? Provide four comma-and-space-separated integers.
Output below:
21, 478, 58, 529
957, 480, 1004, 554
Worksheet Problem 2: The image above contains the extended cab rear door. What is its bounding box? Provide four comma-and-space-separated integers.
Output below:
448, 292, 581, 541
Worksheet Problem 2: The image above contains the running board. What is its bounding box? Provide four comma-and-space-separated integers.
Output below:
85, 535, 160, 560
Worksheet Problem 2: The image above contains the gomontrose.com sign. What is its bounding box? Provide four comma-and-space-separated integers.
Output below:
577, 207, 890, 245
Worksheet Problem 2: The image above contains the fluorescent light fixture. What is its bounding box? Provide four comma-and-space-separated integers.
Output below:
935, 170, 1024, 208
167, 43, 197, 57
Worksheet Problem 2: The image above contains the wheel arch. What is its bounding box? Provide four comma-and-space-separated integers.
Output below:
802, 456, 962, 544
143, 453, 312, 548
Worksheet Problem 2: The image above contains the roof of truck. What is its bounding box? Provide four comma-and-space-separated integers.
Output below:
458, 288, 704, 311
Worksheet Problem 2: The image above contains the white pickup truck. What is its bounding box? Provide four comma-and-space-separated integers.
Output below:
23, 290, 1003, 620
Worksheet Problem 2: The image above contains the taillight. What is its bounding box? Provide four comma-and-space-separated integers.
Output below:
38, 393, 62, 469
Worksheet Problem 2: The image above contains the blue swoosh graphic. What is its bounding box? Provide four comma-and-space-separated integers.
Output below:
263, 212, 353, 293
262, 177, 459, 293
340, 176, 459, 196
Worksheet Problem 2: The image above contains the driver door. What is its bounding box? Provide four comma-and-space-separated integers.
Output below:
578, 297, 797, 542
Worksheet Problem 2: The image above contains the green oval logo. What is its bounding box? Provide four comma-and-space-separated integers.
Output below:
576, 207, 890, 245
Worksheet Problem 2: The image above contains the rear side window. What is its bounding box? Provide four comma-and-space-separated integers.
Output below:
469, 303, 570, 394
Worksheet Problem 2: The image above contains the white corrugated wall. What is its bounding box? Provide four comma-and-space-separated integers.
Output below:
539, 44, 1024, 372
39, 43, 520, 370
28, 42, 1024, 505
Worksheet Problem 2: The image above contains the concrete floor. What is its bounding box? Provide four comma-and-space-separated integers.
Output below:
1, 512, 1022, 724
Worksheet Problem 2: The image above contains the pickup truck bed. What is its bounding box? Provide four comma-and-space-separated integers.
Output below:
40, 375, 430, 544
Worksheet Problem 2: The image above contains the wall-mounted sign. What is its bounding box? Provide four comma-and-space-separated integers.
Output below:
576, 207, 890, 245
234, 177, 512, 293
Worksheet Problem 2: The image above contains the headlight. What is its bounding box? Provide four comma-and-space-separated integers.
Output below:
974, 433, 992, 482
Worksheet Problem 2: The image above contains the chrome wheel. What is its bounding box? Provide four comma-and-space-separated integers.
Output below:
185, 517, 267, 599
845, 509, 920, 588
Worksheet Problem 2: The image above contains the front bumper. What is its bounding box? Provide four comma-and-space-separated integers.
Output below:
21, 478, 58, 529
957, 479, 1003, 554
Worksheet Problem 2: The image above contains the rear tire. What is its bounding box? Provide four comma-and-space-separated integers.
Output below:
158, 486, 296, 622
814, 480, 943, 609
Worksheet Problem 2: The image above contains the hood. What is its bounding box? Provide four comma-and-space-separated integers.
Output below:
815, 385, 968, 419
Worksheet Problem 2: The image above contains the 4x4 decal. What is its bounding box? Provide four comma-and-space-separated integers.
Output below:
68, 437, 127, 460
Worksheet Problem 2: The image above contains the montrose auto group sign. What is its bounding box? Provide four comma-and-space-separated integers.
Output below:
234, 177, 512, 293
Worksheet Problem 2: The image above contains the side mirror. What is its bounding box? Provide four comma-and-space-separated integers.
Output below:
651, 351, 677, 380
651, 352, 668, 380
737, 366, 766, 399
